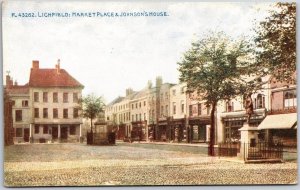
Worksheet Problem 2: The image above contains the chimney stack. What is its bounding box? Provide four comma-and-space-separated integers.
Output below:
56, 59, 61, 74
14, 80, 18, 86
147, 80, 153, 89
126, 88, 133, 96
32, 60, 39, 70
156, 76, 163, 88
6, 74, 13, 88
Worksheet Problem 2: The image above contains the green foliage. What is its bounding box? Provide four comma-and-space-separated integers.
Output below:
79, 94, 105, 123
254, 2, 296, 83
178, 31, 255, 105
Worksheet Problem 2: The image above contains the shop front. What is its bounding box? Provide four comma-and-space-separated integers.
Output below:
187, 116, 210, 143
131, 121, 147, 141
222, 110, 265, 143
258, 113, 297, 147
170, 118, 186, 142
156, 119, 169, 142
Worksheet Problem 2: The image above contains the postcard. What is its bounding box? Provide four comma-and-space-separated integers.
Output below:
2, 0, 297, 187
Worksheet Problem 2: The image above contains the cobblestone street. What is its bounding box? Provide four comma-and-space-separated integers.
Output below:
4, 143, 297, 186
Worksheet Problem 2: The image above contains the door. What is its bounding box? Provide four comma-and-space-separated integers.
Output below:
52, 127, 58, 139
61, 127, 68, 139
24, 128, 29, 142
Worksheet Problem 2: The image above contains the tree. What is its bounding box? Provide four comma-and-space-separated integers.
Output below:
178, 31, 254, 156
254, 2, 296, 83
80, 94, 105, 133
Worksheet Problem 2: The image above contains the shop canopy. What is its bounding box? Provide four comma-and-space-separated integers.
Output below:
258, 113, 297, 130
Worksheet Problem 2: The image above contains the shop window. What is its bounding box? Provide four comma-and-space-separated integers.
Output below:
16, 128, 22, 137
15, 110, 22, 121
284, 90, 297, 108
70, 125, 76, 135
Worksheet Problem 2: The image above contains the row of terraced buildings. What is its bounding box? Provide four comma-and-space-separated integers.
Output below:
105, 76, 297, 146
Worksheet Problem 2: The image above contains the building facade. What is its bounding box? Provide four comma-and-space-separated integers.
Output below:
258, 76, 297, 147
169, 83, 188, 142
4, 60, 84, 143
5, 75, 31, 144
29, 60, 84, 143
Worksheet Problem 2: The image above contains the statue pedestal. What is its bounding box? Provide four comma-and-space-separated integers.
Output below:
238, 123, 260, 159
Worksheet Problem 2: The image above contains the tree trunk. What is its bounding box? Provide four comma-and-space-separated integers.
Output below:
90, 118, 93, 133
208, 101, 217, 156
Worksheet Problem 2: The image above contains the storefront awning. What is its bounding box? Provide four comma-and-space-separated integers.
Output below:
257, 113, 297, 130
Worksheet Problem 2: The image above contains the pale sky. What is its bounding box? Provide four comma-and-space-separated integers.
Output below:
2, 1, 275, 103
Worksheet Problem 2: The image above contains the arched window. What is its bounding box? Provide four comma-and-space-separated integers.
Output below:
257, 94, 265, 109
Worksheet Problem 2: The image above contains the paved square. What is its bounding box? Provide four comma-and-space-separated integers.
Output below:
4, 143, 297, 186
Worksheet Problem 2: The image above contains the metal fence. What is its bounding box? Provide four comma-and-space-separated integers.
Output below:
218, 142, 240, 157
244, 142, 283, 161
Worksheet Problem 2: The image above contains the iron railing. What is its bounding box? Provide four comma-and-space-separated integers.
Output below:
218, 142, 240, 157
244, 142, 283, 161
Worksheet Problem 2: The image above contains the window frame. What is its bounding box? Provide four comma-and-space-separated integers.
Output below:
53, 92, 58, 103
15, 110, 22, 122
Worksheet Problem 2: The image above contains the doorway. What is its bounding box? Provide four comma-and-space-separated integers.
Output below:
61, 127, 68, 140
52, 126, 58, 139
24, 128, 29, 142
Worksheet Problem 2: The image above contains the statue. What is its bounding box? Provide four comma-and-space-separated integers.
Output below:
243, 93, 254, 124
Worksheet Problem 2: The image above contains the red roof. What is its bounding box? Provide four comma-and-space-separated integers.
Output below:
29, 68, 83, 88
5, 85, 29, 94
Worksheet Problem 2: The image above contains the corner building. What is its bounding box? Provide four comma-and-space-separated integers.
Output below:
29, 60, 84, 143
